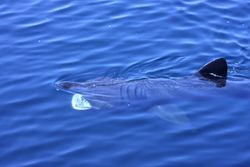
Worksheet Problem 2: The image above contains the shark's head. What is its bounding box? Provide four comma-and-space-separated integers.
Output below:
198, 58, 228, 87
55, 79, 122, 110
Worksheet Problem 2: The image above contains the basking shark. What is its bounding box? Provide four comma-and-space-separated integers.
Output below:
56, 58, 228, 124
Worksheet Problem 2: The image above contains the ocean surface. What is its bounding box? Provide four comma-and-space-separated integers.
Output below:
0, 0, 250, 166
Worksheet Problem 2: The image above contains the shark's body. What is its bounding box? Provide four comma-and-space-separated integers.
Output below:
56, 58, 230, 123
57, 77, 215, 107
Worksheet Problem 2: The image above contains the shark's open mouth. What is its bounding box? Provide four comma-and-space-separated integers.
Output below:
71, 94, 92, 110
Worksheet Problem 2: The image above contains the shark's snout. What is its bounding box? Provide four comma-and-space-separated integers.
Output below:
55, 81, 75, 90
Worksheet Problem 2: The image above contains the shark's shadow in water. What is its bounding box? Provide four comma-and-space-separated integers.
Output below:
55, 58, 228, 124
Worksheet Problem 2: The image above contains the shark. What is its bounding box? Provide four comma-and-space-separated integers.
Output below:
55, 58, 229, 124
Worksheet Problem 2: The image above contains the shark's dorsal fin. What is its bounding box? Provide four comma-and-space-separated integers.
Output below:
199, 58, 228, 78
198, 58, 228, 87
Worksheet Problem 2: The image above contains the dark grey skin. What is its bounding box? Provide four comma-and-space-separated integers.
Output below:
55, 58, 228, 124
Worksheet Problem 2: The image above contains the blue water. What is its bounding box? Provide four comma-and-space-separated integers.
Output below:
1, 0, 250, 166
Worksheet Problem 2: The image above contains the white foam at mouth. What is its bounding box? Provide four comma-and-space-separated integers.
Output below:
71, 94, 92, 110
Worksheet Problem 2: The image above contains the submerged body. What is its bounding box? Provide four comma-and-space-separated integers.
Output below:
56, 77, 216, 109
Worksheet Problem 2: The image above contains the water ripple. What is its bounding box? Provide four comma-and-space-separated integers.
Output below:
0, 0, 250, 166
